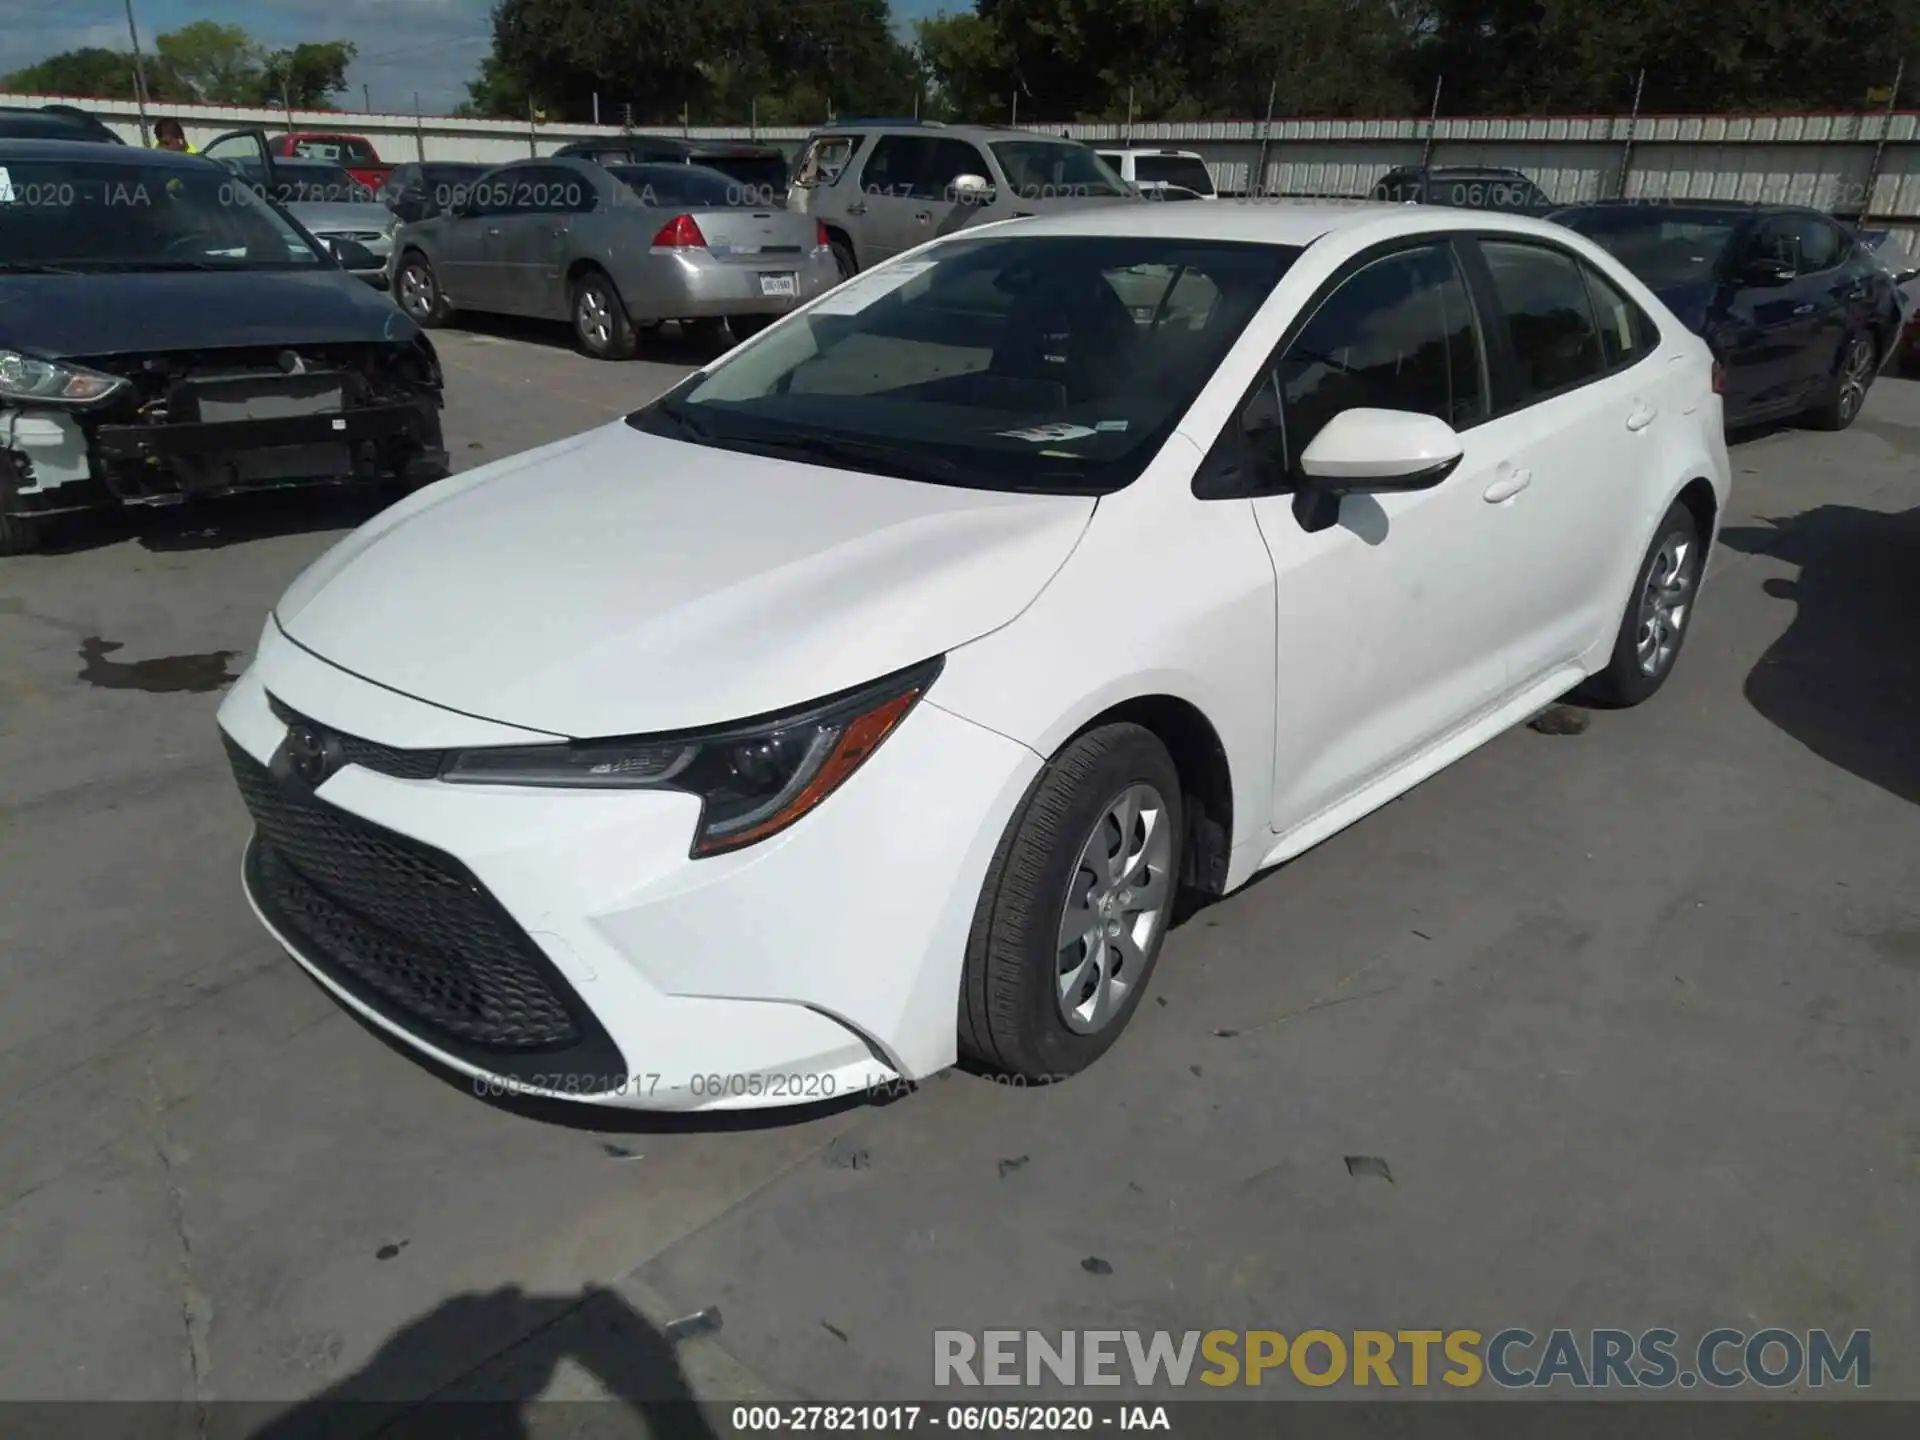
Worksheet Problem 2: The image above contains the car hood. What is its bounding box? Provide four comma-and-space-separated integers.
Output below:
0, 269, 417, 359
273, 421, 1097, 738
288, 201, 392, 232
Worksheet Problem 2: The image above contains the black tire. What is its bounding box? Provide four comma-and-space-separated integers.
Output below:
394, 251, 450, 327
0, 455, 45, 556
829, 238, 857, 279
571, 269, 636, 360
959, 723, 1184, 1080
728, 314, 775, 342
1573, 499, 1703, 709
1804, 330, 1876, 431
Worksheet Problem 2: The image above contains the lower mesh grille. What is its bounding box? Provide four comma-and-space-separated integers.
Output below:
227, 734, 619, 1069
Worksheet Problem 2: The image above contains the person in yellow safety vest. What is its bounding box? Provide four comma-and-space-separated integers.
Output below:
152, 118, 197, 153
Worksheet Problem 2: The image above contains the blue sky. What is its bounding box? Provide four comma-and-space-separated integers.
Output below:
0, 0, 961, 116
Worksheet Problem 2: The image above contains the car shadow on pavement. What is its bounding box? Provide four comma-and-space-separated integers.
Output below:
1720, 504, 1920, 807
245, 1284, 718, 1440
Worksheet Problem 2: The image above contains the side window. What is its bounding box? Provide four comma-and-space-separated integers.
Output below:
1239, 243, 1485, 484
344, 138, 376, 164
918, 139, 991, 201
467, 168, 515, 217
1746, 218, 1803, 275
1794, 216, 1844, 273
859, 136, 931, 197
794, 135, 855, 187
1581, 263, 1656, 370
1478, 240, 1605, 400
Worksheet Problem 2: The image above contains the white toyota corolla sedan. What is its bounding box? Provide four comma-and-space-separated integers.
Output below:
218, 201, 1730, 1110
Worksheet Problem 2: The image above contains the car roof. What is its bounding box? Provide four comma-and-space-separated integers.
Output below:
961, 198, 1587, 249
1554, 198, 1810, 217
1383, 164, 1532, 178
1098, 147, 1205, 156
0, 136, 201, 164
0, 109, 124, 142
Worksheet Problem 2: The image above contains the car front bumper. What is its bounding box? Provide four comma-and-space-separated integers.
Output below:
613, 249, 843, 321
216, 619, 1042, 1111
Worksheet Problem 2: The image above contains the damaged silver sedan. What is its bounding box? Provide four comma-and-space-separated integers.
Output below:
0, 138, 448, 554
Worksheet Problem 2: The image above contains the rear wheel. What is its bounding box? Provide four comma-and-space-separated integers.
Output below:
1574, 499, 1702, 708
572, 269, 636, 360
394, 252, 450, 326
959, 724, 1183, 1080
1805, 331, 1875, 431
829, 238, 857, 280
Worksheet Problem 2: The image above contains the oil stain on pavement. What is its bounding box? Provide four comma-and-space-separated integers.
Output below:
77, 636, 237, 693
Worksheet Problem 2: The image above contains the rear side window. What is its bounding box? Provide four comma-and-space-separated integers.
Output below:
1134, 154, 1215, 195
1478, 240, 1604, 400
1580, 263, 1657, 369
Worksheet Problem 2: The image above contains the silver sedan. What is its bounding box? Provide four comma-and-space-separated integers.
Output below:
388, 157, 841, 358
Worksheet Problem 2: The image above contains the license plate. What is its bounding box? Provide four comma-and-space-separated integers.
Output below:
759, 273, 797, 298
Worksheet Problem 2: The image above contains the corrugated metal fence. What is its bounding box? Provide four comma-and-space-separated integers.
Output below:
8, 92, 1916, 244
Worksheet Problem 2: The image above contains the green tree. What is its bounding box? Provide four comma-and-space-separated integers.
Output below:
2, 46, 185, 101
253, 42, 357, 110
915, 9, 1014, 120
153, 20, 261, 104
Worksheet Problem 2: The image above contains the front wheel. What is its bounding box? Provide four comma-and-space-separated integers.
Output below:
1574, 499, 1702, 708
394, 253, 450, 327
1805, 331, 1875, 431
959, 724, 1184, 1080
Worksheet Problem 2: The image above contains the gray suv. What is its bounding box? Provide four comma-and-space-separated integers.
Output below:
787, 121, 1139, 277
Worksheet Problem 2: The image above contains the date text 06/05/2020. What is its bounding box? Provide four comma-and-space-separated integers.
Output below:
469, 1070, 1074, 1103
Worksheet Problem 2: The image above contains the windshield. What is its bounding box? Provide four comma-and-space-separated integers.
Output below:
0, 155, 323, 271
988, 142, 1129, 200
1134, 155, 1215, 195
628, 234, 1297, 495
1560, 210, 1742, 288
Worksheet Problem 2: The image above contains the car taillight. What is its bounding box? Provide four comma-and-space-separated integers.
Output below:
651, 214, 706, 249
815, 220, 830, 249
1711, 361, 1725, 395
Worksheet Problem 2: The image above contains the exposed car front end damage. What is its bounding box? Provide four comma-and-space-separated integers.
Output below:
2, 339, 447, 531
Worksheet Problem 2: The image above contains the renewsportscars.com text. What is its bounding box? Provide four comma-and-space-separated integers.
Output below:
934, 1328, 1870, 1390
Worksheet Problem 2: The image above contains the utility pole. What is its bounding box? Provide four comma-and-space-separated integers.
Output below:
362, 83, 371, 113
413, 91, 424, 162
592, 92, 600, 125
1859, 60, 1905, 228
1419, 74, 1443, 173
1125, 85, 1135, 147
1614, 68, 1646, 201
1252, 77, 1277, 197
121, 0, 151, 147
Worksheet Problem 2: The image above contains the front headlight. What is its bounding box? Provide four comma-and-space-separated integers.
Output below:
0, 349, 126, 405
440, 657, 942, 856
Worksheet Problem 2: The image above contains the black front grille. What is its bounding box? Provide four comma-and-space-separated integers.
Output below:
268, 694, 445, 780
227, 735, 624, 1078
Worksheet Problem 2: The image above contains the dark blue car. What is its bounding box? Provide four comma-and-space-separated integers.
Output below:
1549, 200, 1903, 430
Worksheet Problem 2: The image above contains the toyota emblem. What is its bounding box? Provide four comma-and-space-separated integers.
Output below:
286, 723, 338, 785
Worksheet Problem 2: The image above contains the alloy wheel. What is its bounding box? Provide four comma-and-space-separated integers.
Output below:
1055, 783, 1174, 1035
1634, 533, 1697, 677
1837, 336, 1873, 422
398, 263, 434, 321
577, 287, 612, 350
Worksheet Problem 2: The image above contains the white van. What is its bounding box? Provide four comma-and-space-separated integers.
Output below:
1094, 147, 1218, 200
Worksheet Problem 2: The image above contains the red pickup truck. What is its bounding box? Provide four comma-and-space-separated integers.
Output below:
266, 132, 393, 191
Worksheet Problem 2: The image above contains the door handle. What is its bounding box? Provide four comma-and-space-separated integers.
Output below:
1791, 302, 1817, 315
485, 226, 501, 236
1483, 468, 1532, 503
914, 210, 933, 223
1625, 402, 1658, 432
846, 201, 867, 215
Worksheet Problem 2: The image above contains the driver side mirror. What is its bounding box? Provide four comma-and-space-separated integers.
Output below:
1292, 409, 1463, 533
1739, 257, 1796, 288
951, 173, 995, 206
326, 236, 378, 271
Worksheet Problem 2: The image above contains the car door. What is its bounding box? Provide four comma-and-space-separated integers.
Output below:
1205, 239, 1520, 833
849, 134, 935, 266
495, 164, 594, 319
436, 167, 514, 313
1462, 236, 1663, 683
1787, 214, 1854, 398
1718, 217, 1820, 414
